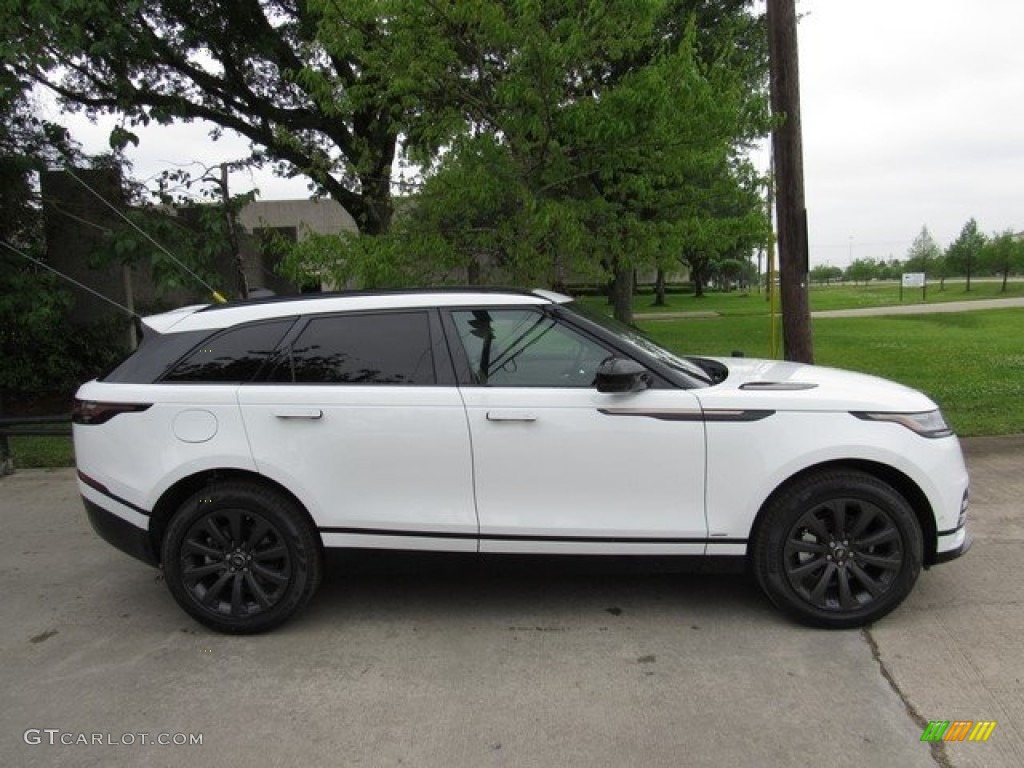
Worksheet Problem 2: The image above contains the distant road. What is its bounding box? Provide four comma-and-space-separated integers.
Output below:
641, 296, 1024, 322
812, 296, 1024, 318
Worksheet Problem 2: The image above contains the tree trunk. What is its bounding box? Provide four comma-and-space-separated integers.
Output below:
220, 165, 248, 300
611, 265, 634, 324
653, 268, 667, 306
693, 268, 705, 298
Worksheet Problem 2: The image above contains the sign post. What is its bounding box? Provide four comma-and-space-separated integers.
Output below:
901, 272, 926, 302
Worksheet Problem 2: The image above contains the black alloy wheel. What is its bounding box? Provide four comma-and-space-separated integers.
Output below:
162, 482, 322, 634
753, 470, 923, 628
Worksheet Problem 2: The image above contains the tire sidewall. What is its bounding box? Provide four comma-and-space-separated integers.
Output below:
754, 472, 923, 629
161, 483, 321, 634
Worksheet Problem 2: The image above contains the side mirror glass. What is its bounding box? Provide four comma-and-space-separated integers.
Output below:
595, 358, 651, 393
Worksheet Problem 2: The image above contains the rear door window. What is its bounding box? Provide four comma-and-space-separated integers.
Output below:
268, 312, 436, 385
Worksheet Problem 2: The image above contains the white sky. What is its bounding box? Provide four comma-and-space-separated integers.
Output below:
44, 0, 1024, 267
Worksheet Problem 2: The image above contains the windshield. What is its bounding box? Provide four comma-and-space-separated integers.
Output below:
562, 302, 713, 385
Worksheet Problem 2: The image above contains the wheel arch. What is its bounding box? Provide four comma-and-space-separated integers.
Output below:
747, 459, 938, 566
149, 469, 320, 566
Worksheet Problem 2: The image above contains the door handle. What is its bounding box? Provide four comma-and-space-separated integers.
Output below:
486, 410, 537, 422
273, 407, 323, 420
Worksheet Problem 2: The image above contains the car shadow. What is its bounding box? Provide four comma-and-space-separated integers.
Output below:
303, 550, 774, 626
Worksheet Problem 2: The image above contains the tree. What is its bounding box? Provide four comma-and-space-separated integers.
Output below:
980, 231, 1024, 292
945, 218, 986, 291
844, 257, 879, 285
0, 59, 90, 406
904, 225, 941, 275
809, 264, 843, 285
4, 0, 430, 236
281, 1, 772, 322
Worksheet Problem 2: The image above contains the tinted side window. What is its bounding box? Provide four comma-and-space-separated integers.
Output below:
163, 320, 294, 383
269, 312, 435, 385
450, 309, 611, 387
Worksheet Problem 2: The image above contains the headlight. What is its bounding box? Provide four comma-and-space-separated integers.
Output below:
852, 409, 954, 438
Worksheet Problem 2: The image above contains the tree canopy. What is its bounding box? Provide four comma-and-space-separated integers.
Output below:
286, 1, 772, 320
6, 0, 772, 321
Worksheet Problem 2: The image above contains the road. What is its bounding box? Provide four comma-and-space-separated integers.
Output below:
812, 296, 1024, 318
1, 438, 1022, 768
641, 296, 1024, 321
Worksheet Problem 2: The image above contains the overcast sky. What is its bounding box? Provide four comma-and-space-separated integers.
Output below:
47, 0, 1024, 267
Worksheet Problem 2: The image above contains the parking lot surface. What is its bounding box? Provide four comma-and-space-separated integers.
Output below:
1, 436, 1022, 767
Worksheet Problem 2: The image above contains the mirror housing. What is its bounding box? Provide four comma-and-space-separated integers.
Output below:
595, 358, 651, 393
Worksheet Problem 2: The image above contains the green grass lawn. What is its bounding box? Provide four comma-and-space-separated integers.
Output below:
581, 279, 1024, 317
638, 308, 1024, 437
4, 435, 75, 469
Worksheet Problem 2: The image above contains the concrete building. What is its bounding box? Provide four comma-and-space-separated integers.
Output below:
41, 170, 358, 328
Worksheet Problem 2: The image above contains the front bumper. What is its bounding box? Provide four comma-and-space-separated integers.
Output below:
933, 531, 973, 565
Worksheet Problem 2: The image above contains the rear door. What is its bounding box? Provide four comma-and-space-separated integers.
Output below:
445, 307, 707, 554
238, 310, 478, 552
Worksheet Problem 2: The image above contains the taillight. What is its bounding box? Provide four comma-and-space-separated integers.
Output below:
72, 399, 152, 425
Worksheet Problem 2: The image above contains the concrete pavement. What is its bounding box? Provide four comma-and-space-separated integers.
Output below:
1, 438, 1022, 768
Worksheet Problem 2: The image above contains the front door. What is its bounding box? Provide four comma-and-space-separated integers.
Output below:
446, 307, 707, 555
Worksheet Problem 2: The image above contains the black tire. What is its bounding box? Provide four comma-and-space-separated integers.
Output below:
161, 481, 323, 634
752, 470, 922, 629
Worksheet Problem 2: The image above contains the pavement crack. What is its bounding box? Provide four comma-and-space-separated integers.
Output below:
861, 627, 954, 768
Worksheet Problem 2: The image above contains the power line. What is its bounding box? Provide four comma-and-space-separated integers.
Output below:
0, 240, 138, 318
63, 167, 225, 302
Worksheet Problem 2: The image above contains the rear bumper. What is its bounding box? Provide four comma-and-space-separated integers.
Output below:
83, 497, 158, 567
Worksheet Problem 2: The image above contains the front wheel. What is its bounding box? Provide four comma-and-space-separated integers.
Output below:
752, 470, 923, 629
162, 482, 322, 634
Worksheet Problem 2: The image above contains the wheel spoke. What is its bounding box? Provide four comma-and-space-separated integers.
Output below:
849, 562, 885, 597
251, 561, 288, 585
849, 506, 878, 538
788, 556, 828, 579
827, 500, 847, 539
230, 573, 244, 616
202, 571, 233, 606
183, 561, 226, 582
228, 510, 243, 545
785, 539, 827, 555
857, 527, 899, 549
837, 568, 856, 609
244, 571, 273, 608
809, 563, 837, 603
856, 552, 902, 571
800, 512, 829, 540
182, 540, 223, 559
245, 519, 271, 549
253, 544, 287, 561
204, 517, 230, 549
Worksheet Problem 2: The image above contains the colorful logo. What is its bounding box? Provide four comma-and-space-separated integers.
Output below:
921, 721, 996, 742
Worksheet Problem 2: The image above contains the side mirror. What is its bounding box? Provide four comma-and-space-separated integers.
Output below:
595, 358, 651, 393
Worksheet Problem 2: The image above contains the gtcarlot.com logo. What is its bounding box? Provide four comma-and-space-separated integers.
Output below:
24, 729, 203, 747
921, 720, 996, 742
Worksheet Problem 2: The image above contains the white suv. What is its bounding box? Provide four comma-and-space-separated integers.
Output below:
73, 289, 970, 633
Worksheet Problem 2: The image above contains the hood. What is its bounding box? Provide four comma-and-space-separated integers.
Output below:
692, 357, 937, 413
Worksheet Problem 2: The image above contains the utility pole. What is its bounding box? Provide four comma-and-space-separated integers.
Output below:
219, 162, 249, 300
767, 0, 813, 363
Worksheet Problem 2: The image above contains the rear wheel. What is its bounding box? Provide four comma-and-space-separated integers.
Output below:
752, 470, 922, 628
162, 482, 322, 634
